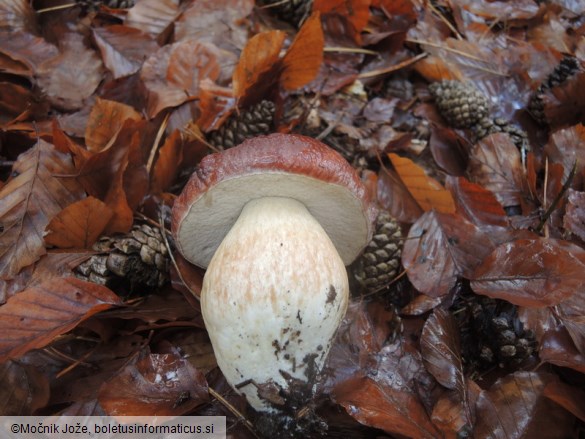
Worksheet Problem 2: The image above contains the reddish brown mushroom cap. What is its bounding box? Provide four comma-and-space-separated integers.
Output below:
172, 133, 377, 267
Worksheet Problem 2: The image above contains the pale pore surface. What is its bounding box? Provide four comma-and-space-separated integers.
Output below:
176, 172, 370, 267
201, 197, 349, 411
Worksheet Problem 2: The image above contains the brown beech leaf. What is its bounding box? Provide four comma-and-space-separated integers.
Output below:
467, 132, 525, 208
542, 72, 585, 129
420, 309, 465, 392
470, 238, 585, 307
92, 25, 159, 79
431, 381, 480, 439
543, 380, 585, 423
281, 12, 324, 90
124, 0, 180, 35
0, 360, 49, 415
232, 30, 285, 100
313, 0, 371, 37
0, 31, 59, 76
402, 211, 495, 296
85, 98, 142, 153
446, 176, 508, 227
475, 372, 575, 439
564, 189, 585, 241
141, 40, 221, 117
540, 327, 585, 373
99, 349, 209, 416
0, 140, 85, 279
557, 288, 585, 354
44, 197, 114, 249
377, 167, 423, 223
0, 277, 121, 362
36, 33, 103, 111
0, 1, 36, 33
544, 124, 585, 187
401, 294, 444, 316
151, 129, 183, 194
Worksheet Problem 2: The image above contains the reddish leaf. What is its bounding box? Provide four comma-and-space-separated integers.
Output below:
44, 197, 114, 249
389, 153, 456, 214
281, 12, 324, 91
92, 25, 159, 79
0, 140, 86, 279
151, 130, 183, 194
99, 349, 208, 416
543, 380, 585, 423
141, 40, 221, 117
540, 327, 585, 373
475, 372, 575, 439
377, 167, 424, 223
557, 288, 585, 354
232, 30, 285, 100
0, 31, 58, 76
431, 382, 480, 439
402, 211, 495, 296
542, 72, 585, 129
0, 360, 49, 415
470, 238, 585, 307
401, 294, 444, 316
446, 176, 508, 227
421, 309, 465, 391
564, 189, 585, 241
428, 124, 468, 176
467, 133, 525, 208
36, 33, 104, 111
544, 124, 585, 188
85, 98, 142, 153
0, 1, 36, 34
124, 0, 180, 36
0, 277, 121, 362
313, 0, 372, 37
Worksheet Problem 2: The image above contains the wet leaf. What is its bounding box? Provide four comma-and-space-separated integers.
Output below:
125, 0, 180, 36
470, 238, 585, 307
44, 197, 114, 249
313, 0, 371, 38
0, 361, 49, 415
402, 211, 495, 296
36, 33, 104, 111
542, 72, 585, 129
544, 124, 585, 187
92, 25, 159, 79
475, 372, 575, 439
85, 98, 142, 153
232, 30, 285, 100
557, 288, 585, 354
99, 349, 209, 416
467, 133, 525, 208
431, 382, 480, 439
0, 140, 86, 279
281, 12, 324, 90
564, 189, 585, 241
377, 167, 424, 223
540, 327, 585, 373
151, 130, 183, 194
0, 277, 121, 362
543, 379, 585, 423
389, 153, 456, 213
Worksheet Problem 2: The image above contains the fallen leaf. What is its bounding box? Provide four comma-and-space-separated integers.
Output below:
475, 372, 575, 439
431, 382, 480, 439
389, 153, 456, 213
540, 327, 585, 373
36, 33, 104, 111
542, 72, 585, 129
151, 129, 183, 194
0, 31, 58, 76
0, 140, 86, 279
313, 0, 372, 40
470, 238, 585, 307
44, 197, 114, 249
85, 97, 142, 153
467, 133, 525, 208
543, 379, 585, 423
99, 349, 209, 416
0, 360, 49, 415
445, 176, 508, 227
0, 1, 36, 34
281, 12, 324, 90
543, 124, 585, 188
0, 277, 121, 362
232, 30, 285, 100
92, 25, 159, 79
557, 288, 585, 354
124, 0, 180, 36
564, 189, 585, 241
377, 167, 424, 223
402, 211, 495, 296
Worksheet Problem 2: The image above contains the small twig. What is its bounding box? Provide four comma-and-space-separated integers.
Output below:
357, 52, 428, 79
535, 160, 577, 234
36, 3, 77, 13
208, 387, 259, 438
427, 1, 463, 40
56, 345, 100, 379
324, 46, 378, 56
362, 269, 408, 299
183, 125, 221, 154
0, 160, 14, 168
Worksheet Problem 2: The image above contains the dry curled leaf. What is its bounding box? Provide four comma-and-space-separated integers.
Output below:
124, 0, 180, 36
0, 140, 86, 279
0, 277, 121, 362
0, 360, 49, 415
470, 238, 585, 307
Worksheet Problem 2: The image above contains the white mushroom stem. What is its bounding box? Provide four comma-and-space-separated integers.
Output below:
201, 196, 349, 412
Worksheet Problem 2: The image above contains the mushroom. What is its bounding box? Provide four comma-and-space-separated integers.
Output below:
172, 134, 376, 412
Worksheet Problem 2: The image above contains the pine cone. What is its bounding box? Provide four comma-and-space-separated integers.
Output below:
453, 294, 538, 372
429, 80, 491, 128
75, 223, 169, 292
353, 211, 402, 293
208, 100, 275, 150
76, 0, 135, 11
257, 0, 313, 27
528, 56, 581, 124
472, 117, 529, 151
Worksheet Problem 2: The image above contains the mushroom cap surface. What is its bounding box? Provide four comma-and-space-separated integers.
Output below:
172, 133, 377, 267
